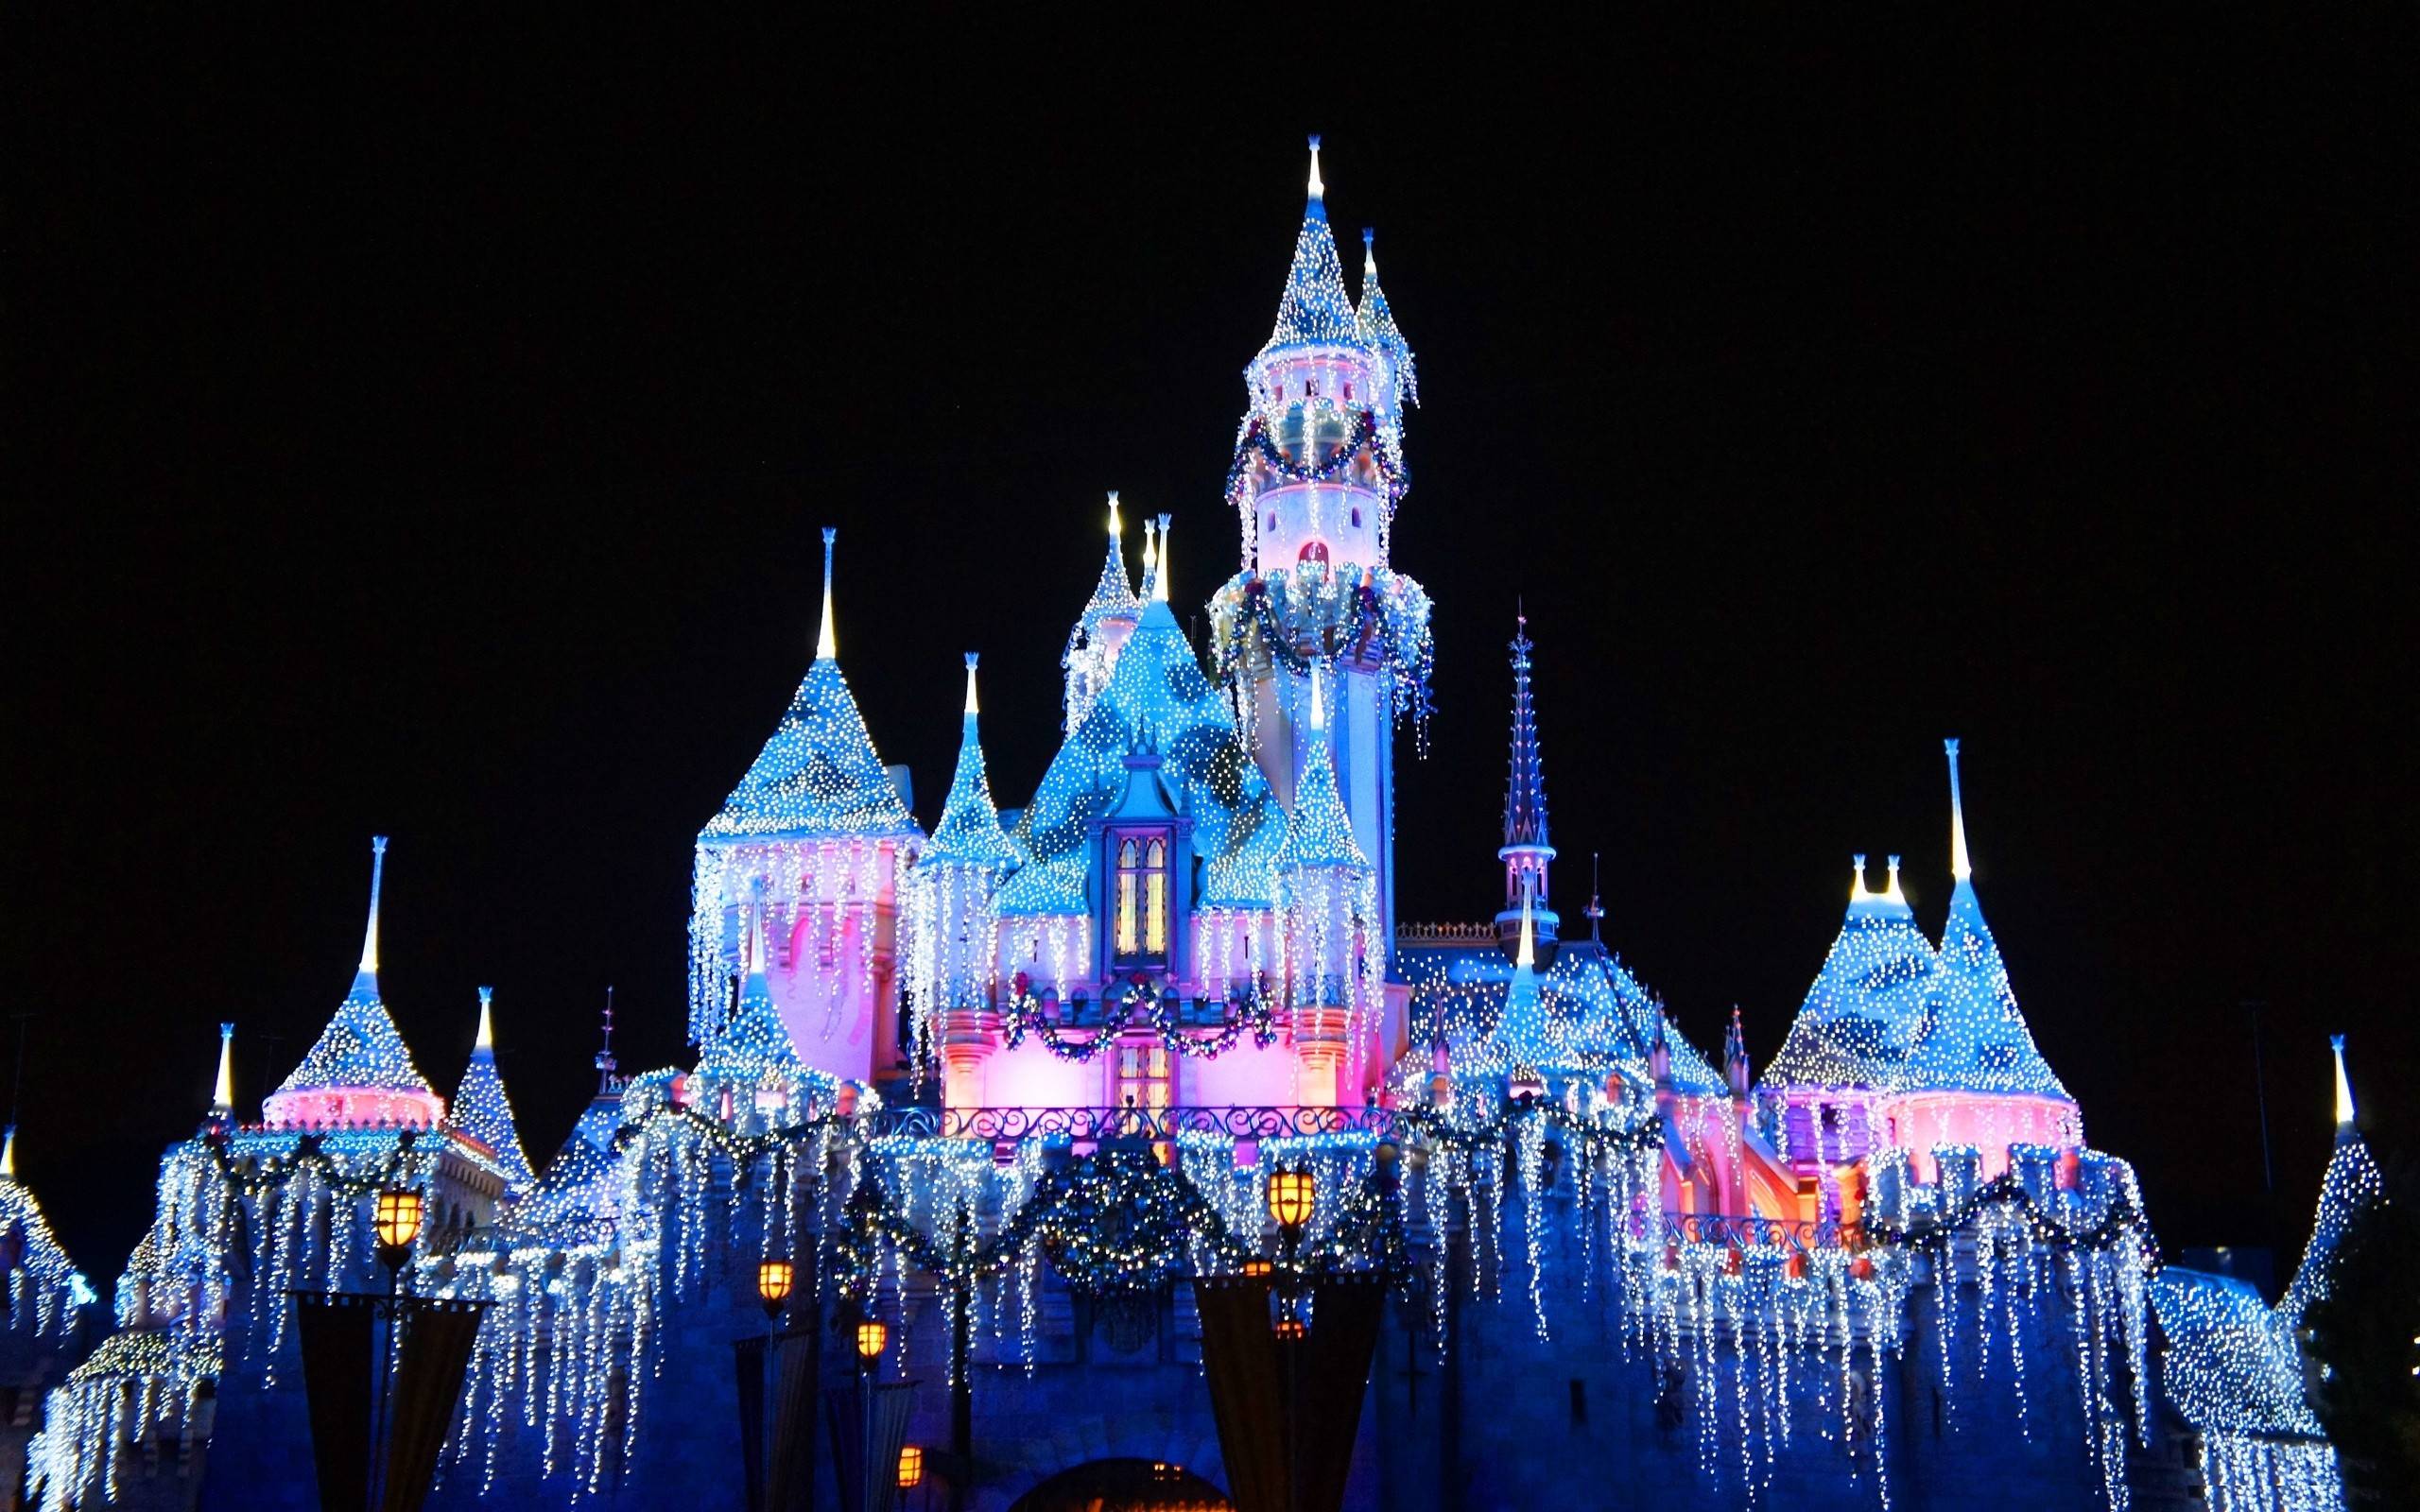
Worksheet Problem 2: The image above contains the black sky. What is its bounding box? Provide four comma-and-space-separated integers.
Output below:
10, 15, 2415, 1280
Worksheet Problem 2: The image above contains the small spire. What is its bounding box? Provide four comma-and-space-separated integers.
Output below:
1151, 515, 1172, 603
358, 835, 389, 976
0, 1125, 15, 1180
1308, 661, 1327, 732
1305, 133, 1324, 208
1584, 853, 1605, 942
1515, 883, 1536, 971
1361, 225, 1375, 278
1945, 738, 1973, 882
1850, 853, 1870, 902
1108, 490, 1123, 540
213, 1022, 235, 1114
1885, 854, 1906, 903
595, 986, 618, 1091
962, 652, 981, 717
475, 986, 495, 1053
815, 527, 838, 662
2330, 1034, 2357, 1131
1140, 517, 1159, 603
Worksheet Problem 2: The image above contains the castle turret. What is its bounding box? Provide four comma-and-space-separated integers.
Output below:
691, 528, 924, 1087
1882, 739, 2082, 1177
1063, 494, 1143, 733
261, 837, 447, 1130
909, 655, 1020, 1109
1210, 138, 1435, 945
1496, 611, 1560, 965
209, 1022, 235, 1125
694, 886, 808, 1124
1274, 665, 1383, 1105
2278, 1036, 2387, 1332
448, 987, 536, 1199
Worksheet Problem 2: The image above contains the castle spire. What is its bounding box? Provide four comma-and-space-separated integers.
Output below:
1497, 609, 1560, 963
357, 835, 388, 984
1091, 494, 1140, 612
1946, 738, 1973, 882
815, 527, 838, 663
595, 986, 618, 1093
925, 654, 1019, 868
450, 986, 536, 1196
1261, 137, 1357, 352
2330, 1033, 2356, 1133
1354, 226, 1419, 408
1151, 515, 1172, 604
1, 1125, 16, 1180
212, 1022, 235, 1116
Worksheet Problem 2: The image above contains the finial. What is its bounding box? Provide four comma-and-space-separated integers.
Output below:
1142, 518, 1157, 577
1308, 662, 1327, 733
815, 527, 838, 662
1152, 515, 1172, 603
596, 986, 618, 1089
1945, 738, 1972, 882
1515, 881, 1537, 971
213, 1023, 235, 1114
1, 1125, 15, 1180
475, 986, 495, 1052
963, 653, 981, 716
2330, 1034, 2356, 1130
1107, 491, 1123, 537
1361, 226, 1375, 276
1584, 852, 1605, 941
359, 835, 389, 975
1885, 854, 1905, 903
1306, 134, 1324, 203
1850, 853, 1870, 901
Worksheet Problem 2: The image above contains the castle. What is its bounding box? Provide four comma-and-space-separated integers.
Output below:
0, 141, 2380, 1512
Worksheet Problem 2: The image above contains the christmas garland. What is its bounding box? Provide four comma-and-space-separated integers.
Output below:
1218, 576, 1437, 749
1223, 408, 1405, 503
999, 972, 1281, 1062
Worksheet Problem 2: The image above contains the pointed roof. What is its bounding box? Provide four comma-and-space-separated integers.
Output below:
1354, 227, 1418, 407
1501, 612, 1551, 853
1077, 493, 1143, 624
2277, 1036, 2386, 1332
449, 988, 536, 1196
1761, 855, 1933, 1091
2152, 1266, 2324, 1437
1276, 670, 1369, 871
1898, 742, 2072, 1099
704, 529, 919, 843
520, 1092, 625, 1240
211, 1023, 235, 1115
923, 655, 1020, 868
0, 1128, 95, 1332
1257, 137, 1360, 358
1494, 886, 1552, 1059
1006, 590, 1285, 914
697, 898, 805, 1087
271, 838, 441, 1102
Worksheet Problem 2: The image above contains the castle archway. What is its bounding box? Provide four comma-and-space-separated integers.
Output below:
1006, 1457, 1232, 1512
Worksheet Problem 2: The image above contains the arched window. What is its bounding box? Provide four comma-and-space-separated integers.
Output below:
1144, 838, 1167, 954
1115, 838, 1140, 956
1297, 541, 1329, 566
1349, 507, 1361, 529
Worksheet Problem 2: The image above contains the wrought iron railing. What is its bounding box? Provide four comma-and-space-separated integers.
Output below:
867, 1105, 1400, 1143
1646, 1211, 1857, 1256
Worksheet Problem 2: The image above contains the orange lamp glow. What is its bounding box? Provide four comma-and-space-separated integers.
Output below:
856, 1319, 890, 1361
757, 1260, 794, 1317
373, 1189, 424, 1252
1266, 1165, 1316, 1232
1273, 1314, 1305, 1343
1240, 1260, 1273, 1280
897, 1446, 924, 1489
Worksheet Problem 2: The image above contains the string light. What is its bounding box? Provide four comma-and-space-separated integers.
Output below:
448, 988, 536, 1197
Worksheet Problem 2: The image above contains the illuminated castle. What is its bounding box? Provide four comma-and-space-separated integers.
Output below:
20, 141, 2377, 1512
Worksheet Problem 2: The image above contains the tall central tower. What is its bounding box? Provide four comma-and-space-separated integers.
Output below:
1210, 138, 1434, 943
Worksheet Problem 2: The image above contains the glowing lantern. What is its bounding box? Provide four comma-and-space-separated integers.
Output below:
757, 1260, 794, 1320
897, 1446, 924, 1489
373, 1188, 424, 1262
1266, 1164, 1316, 1235
856, 1319, 890, 1362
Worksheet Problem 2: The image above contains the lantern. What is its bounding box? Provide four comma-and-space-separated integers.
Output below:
856, 1319, 890, 1362
1265, 1164, 1316, 1234
373, 1188, 424, 1259
757, 1260, 794, 1320
1273, 1314, 1305, 1343
897, 1446, 924, 1489
1240, 1260, 1273, 1280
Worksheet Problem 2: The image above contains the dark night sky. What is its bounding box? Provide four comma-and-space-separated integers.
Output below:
10, 16, 2415, 1281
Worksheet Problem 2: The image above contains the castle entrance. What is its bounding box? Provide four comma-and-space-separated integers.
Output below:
1006, 1456, 1233, 1512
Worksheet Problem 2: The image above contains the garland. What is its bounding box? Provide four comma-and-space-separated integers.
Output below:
999, 972, 1280, 1062
1223, 408, 1405, 503
1219, 576, 1437, 748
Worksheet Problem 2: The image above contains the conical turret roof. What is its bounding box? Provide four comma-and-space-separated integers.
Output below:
1075, 493, 1143, 625
697, 900, 805, 1086
1898, 742, 2071, 1099
1276, 672, 1369, 871
1494, 887, 1553, 1061
449, 988, 537, 1196
272, 839, 441, 1103
1256, 138, 1360, 359
704, 530, 918, 842
2277, 1036, 2386, 1332
1354, 228, 1418, 407
923, 656, 1020, 868
1762, 857, 1932, 1091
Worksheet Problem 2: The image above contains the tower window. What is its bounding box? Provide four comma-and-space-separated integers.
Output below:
1112, 830, 1173, 968
1349, 507, 1361, 528
1267, 511, 1278, 533
1298, 541, 1329, 566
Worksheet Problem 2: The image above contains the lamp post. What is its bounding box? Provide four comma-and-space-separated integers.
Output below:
367, 1185, 424, 1512
1264, 1161, 1316, 1512
857, 1317, 889, 1512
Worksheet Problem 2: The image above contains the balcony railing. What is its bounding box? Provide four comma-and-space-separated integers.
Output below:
868, 1105, 1398, 1143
